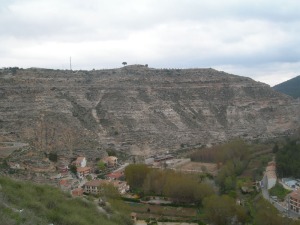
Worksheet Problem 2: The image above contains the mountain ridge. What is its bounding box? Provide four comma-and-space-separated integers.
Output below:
273, 75, 300, 99
0, 65, 299, 156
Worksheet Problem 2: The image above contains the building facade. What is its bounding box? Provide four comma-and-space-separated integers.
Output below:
83, 179, 129, 195
73, 157, 87, 168
266, 163, 277, 190
101, 156, 118, 167
290, 189, 300, 214
76, 167, 91, 178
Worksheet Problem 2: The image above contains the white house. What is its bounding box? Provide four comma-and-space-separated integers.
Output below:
266, 164, 277, 190
73, 156, 87, 168
266, 171, 277, 190
282, 178, 298, 189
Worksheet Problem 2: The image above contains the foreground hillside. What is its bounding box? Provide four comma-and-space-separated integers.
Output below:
0, 176, 126, 225
273, 75, 300, 98
0, 66, 299, 156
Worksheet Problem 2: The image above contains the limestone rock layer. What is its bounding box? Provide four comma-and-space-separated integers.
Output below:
1, 65, 299, 155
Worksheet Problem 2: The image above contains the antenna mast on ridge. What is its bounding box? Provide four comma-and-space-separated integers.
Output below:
70, 56, 72, 70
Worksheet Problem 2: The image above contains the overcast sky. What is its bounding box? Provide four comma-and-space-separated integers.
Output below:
1, 0, 299, 86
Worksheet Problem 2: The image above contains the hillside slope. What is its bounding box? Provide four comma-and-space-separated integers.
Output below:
0, 176, 127, 225
273, 75, 300, 98
0, 65, 299, 156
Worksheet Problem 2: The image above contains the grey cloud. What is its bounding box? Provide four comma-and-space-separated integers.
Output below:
0, 0, 300, 86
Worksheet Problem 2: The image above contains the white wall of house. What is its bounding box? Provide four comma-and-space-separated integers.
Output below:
267, 177, 276, 190
80, 158, 87, 167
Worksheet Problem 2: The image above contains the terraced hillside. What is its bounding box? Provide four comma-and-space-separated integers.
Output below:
0, 65, 299, 156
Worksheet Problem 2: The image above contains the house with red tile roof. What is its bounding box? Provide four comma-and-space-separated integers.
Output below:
71, 188, 84, 197
101, 156, 118, 167
59, 179, 72, 190
289, 189, 300, 214
110, 180, 130, 194
57, 163, 68, 173
83, 180, 109, 194
76, 167, 91, 178
106, 171, 124, 181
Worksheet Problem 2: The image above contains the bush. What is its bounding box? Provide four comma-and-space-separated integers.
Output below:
48, 152, 58, 162
269, 183, 291, 201
121, 197, 140, 203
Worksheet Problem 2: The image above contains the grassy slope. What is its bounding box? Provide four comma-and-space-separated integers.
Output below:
0, 176, 121, 225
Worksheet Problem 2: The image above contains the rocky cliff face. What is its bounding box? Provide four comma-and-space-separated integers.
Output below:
0, 65, 299, 156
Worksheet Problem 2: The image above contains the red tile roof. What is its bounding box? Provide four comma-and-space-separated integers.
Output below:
59, 179, 70, 187
106, 171, 124, 180
84, 180, 108, 187
101, 156, 118, 164
290, 189, 300, 201
72, 188, 84, 197
77, 167, 91, 172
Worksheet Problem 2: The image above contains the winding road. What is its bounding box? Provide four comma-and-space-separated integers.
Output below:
261, 174, 299, 219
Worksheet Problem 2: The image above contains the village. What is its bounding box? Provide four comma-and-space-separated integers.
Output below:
2, 139, 300, 224
49, 153, 218, 198
49, 153, 300, 222
56, 155, 128, 197
259, 160, 300, 219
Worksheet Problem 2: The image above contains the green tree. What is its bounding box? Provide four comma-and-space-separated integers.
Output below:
276, 140, 300, 177
143, 169, 166, 195
107, 149, 117, 156
272, 143, 279, 153
193, 183, 215, 205
98, 161, 106, 171
125, 164, 150, 191
48, 152, 58, 162
203, 195, 248, 225
163, 173, 198, 202
69, 164, 77, 175
86, 175, 92, 181
216, 161, 236, 194
253, 198, 284, 225
101, 183, 121, 200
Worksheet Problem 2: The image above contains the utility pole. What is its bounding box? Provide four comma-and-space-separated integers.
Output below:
70, 56, 72, 70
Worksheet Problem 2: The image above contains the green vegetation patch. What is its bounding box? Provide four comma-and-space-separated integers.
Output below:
0, 176, 125, 225
269, 182, 291, 201
276, 140, 300, 178
125, 164, 215, 204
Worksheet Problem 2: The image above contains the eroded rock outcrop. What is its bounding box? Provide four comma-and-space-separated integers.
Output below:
0, 65, 299, 155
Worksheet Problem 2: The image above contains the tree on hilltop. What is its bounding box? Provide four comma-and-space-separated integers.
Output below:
122, 62, 127, 66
